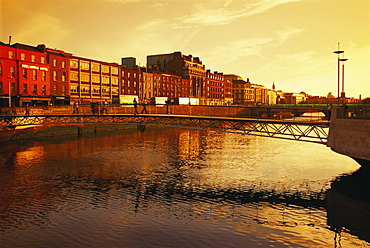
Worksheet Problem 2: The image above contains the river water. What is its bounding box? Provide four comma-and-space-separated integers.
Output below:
0, 126, 369, 247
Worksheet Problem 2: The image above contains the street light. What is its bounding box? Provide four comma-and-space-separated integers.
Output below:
339, 57, 348, 102
333, 43, 344, 104
7, 76, 12, 108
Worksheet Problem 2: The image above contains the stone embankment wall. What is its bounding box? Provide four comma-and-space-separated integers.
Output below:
327, 107, 370, 164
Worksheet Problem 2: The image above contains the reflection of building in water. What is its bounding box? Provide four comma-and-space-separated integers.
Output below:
326, 166, 370, 243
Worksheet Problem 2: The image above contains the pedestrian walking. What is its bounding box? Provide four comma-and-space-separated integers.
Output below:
141, 98, 148, 114
73, 101, 79, 114
25, 104, 30, 116
102, 100, 109, 114
133, 98, 139, 115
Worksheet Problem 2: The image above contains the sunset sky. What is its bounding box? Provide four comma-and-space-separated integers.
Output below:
1, 0, 369, 98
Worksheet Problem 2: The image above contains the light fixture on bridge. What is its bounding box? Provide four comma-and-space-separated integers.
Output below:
333, 43, 348, 104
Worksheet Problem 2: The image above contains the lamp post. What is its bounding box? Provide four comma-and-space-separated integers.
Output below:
339, 57, 348, 103
333, 43, 344, 104
7, 76, 12, 108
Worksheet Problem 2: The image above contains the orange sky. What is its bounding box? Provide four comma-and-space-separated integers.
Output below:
1, 0, 369, 98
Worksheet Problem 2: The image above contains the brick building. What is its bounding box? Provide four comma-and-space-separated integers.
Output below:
0, 42, 50, 107
69, 56, 120, 104
147, 51, 207, 103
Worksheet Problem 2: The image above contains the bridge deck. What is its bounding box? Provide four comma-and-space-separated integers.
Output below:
0, 113, 329, 144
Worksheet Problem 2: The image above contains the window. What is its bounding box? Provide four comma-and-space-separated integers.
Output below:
70, 72, 78, 81
11, 83, 15, 94
0, 65, 3, 76
54, 85, 58, 94
81, 61, 90, 70
62, 85, 66, 95
23, 69, 27, 79
0, 82, 2, 93
53, 71, 57, 81
70, 85, 78, 93
33, 85, 37, 94
53, 59, 57, 67
42, 71, 46, 81
21, 53, 26, 60
81, 73, 90, 82
10, 67, 15, 77
92, 75, 100, 83
23, 84, 28, 94
62, 61, 66, 69
62, 72, 66, 82
102, 65, 109, 73
70, 60, 78, 69
32, 55, 36, 62
42, 85, 46, 95
92, 63, 100, 72
111, 67, 118, 75
41, 57, 45, 63
32, 70, 37, 80
8, 51, 14, 59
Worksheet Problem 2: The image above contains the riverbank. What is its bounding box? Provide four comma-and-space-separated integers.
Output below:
4, 124, 141, 143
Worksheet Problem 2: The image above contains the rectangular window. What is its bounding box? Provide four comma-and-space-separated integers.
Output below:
32, 55, 36, 62
42, 71, 46, 81
23, 69, 27, 79
10, 67, 15, 78
0, 65, 2, 76
9, 51, 14, 59
62, 72, 66, 82
62, 85, 66, 95
10, 83, 15, 94
70, 60, 78, 69
92, 63, 100, 72
32, 70, 37, 80
70, 72, 78, 81
62, 61, 66, 69
70, 84, 78, 93
102, 65, 109, 73
42, 85, 46, 95
111, 67, 118, 75
53, 59, 57, 67
54, 85, 58, 94
21, 53, 26, 60
53, 71, 57, 81
81, 61, 90, 70
0, 82, 2, 93
41, 57, 45, 63
33, 85, 37, 94
23, 84, 27, 94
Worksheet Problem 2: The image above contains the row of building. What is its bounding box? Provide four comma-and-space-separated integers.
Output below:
0, 40, 281, 107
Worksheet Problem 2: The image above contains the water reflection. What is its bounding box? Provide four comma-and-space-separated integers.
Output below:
327, 166, 370, 244
0, 127, 368, 247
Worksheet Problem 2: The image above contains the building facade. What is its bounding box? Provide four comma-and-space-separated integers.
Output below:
0, 42, 51, 107
69, 56, 120, 104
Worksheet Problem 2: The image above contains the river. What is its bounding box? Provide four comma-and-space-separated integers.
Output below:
0, 126, 369, 247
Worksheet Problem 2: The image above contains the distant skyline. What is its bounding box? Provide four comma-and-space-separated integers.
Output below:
1, 0, 369, 98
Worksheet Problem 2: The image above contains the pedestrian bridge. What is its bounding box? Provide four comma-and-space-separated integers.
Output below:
0, 104, 332, 144
1, 104, 369, 145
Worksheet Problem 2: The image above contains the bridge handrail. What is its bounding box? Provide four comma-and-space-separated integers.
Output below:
0, 104, 332, 122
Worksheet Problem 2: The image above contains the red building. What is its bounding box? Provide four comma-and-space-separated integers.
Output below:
0, 42, 50, 107
0, 41, 16, 107
15, 43, 50, 106
44, 46, 72, 105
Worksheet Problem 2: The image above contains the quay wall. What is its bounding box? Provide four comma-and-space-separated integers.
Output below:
327, 107, 370, 165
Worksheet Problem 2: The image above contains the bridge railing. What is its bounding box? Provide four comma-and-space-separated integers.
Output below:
331, 106, 370, 120
0, 104, 330, 122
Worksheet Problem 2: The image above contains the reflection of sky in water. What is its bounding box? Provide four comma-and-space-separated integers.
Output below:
0, 127, 365, 248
